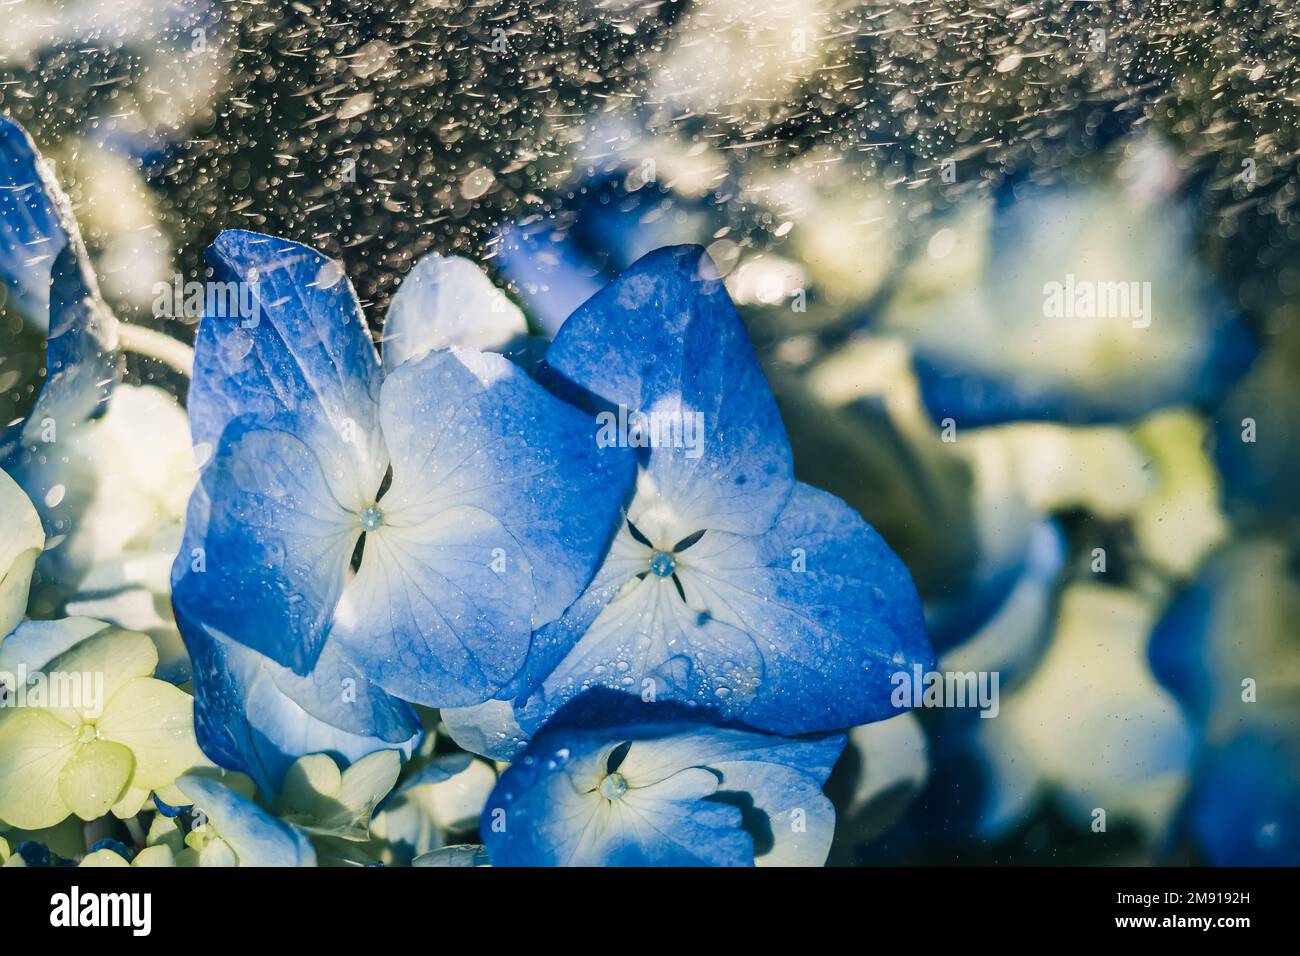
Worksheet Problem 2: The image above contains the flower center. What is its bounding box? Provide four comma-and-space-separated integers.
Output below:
77, 722, 98, 745
358, 504, 384, 532
598, 772, 628, 801
648, 550, 676, 578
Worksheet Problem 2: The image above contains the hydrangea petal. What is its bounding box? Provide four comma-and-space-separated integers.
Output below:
182, 418, 361, 672
0, 618, 113, 678
333, 347, 634, 705
492, 219, 606, 337
382, 253, 527, 368
58, 738, 133, 821
440, 698, 529, 762
516, 573, 763, 736
412, 844, 490, 867
678, 483, 933, 734
276, 750, 400, 840
0, 114, 84, 326
79, 847, 131, 867
187, 229, 386, 502
0, 708, 77, 829
519, 483, 931, 736
38, 626, 158, 727
0, 245, 123, 556
0, 120, 121, 547
543, 245, 793, 535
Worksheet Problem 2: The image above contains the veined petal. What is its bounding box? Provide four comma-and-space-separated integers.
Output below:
334, 347, 634, 705
382, 253, 527, 368
188, 230, 386, 504
499, 520, 650, 700
609, 768, 752, 866
515, 573, 763, 736
334, 507, 534, 706
180, 419, 360, 672
679, 482, 933, 734
617, 726, 844, 866
543, 245, 793, 535
0, 708, 78, 829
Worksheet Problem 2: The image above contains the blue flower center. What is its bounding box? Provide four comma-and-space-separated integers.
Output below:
358, 504, 384, 532
598, 772, 628, 801
649, 550, 676, 578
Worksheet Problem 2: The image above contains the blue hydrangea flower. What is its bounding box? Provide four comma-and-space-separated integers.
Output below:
453, 245, 932, 750
482, 692, 845, 867
170, 230, 634, 789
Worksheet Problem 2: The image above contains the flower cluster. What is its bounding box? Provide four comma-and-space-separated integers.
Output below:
0, 114, 929, 867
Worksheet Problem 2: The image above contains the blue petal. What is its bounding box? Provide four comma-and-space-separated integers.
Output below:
178, 414, 361, 672
187, 229, 386, 500
1147, 575, 1216, 727
914, 317, 1254, 426
0, 118, 121, 550
176, 775, 317, 866
610, 724, 844, 866
481, 692, 843, 866
492, 219, 606, 337
542, 245, 794, 536
331, 347, 635, 706
0, 116, 94, 329
518, 483, 933, 736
